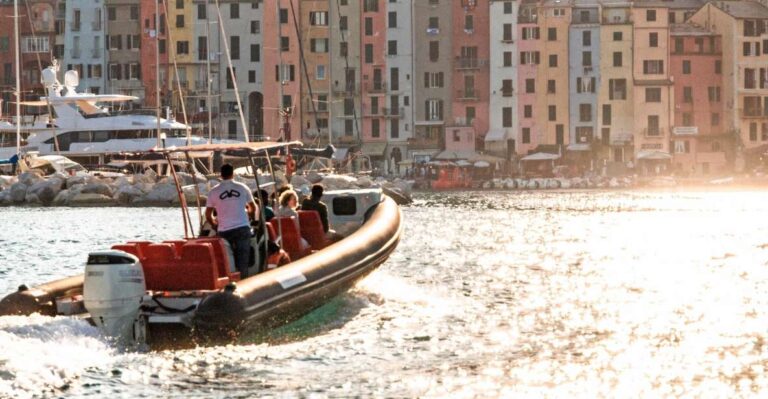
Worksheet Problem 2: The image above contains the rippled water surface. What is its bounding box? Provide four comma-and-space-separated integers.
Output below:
3, 190, 768, 398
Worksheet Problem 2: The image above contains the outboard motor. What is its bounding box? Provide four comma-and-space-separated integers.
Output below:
83, 251, 146, 344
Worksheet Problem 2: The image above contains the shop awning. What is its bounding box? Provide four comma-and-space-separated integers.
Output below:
636, 150, 672, 160
484, 129, 507, 142
361, 142, 387, 157
521, 152, 560, 161
332, 147, 349, 161
567, 143, 591, 151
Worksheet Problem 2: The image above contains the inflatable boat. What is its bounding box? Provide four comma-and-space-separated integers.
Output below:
0, 142, 402, 348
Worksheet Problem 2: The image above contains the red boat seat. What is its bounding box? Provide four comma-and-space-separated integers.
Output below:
177, 243, 229, 290
162, 240, 187, 257
270, 217, 311, 261
141, 244, 178, 291
298, 211, 329, 250
194, 238, 238, 281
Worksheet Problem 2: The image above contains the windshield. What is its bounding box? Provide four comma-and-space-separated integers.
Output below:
58, 161, 87, 173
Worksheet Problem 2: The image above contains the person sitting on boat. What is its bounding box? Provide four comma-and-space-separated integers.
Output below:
277, 189, 310, 251
300, 184, 341, 242
205, 164, 257, 278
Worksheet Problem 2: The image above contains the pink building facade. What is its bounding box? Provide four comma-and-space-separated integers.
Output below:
139, 0, 168, 109
360, 0, 387, 146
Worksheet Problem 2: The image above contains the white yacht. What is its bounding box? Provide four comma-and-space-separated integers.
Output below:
0, 62, 234, 165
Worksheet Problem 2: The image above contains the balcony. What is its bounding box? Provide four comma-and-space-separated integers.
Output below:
455, 57, 488, 70
332, 83, 360, 96
518, 12, 538, 24
407, 137, 439, 150
602, 14, 631, 25
383, 107, 404, 118
456, 89, 480, 101
452, 117, 473, 127
364, 81, 387, 93
501, 88, 514, 97
741, 109, 768, 118
70, 49, 81, 58
92, 21, 102, 31
70, 21, 81, 32
643, 128, 666, 137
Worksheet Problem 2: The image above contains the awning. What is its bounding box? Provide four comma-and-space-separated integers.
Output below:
456, 160, 472, 167
467, 153, 506, 163
637, 150, 672, 160
521, 152, 560, 161
435, 150, 476, 160
361, 142, 387, 157
332, 147, 349, 161
567, 143, 591, 151
484, 129, 507, 142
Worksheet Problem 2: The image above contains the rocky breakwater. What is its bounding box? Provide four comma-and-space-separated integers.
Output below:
0, 171, 414, 207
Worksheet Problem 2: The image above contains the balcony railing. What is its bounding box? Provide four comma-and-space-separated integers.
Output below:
518, 13, 538, 24
364, 81, 387, 93
407, 137, 439, 150
501, 88, 514, 97
456, 89, 480, 101
332, 83, 360, 96
455, 57, 488, 70
383, 107, 404, 118
602, 15, 631, 25
643, 128, 666, 137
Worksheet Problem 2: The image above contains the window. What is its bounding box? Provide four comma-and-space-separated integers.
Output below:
365, 17, 373, 36
613, 52, 622, 67
583, 51, 592, 67
231, 36, 240, 60
503, 51, 513, 67
613, 31, 622, 41
365, 44, 373, 63
750, 122, 758, 141
108, 7, 116, 21
576, 77, 595, 93
649, 32, 658, 47
130, 5, 139, 20
280, 36, 289, 51
548, 105, 556, 121
643, 60, 664, 74
556, 125, 565, 145
609, 79, 626, 100
682, 60, 691, 74
647, 115, 660, 136
502, 79, 513, 96
22, 37, 50, 53
426, 99, 443, 121
683, 87, 693, 103
579, 104, 592, 122
548, 27, 557, 41
339, 16, 348, 31
226, 67, 236, 89
339, 42, 347, 56
176, 15, 184, 28
279, 8, 288, 23
465, 15, 474, 31
176, 41, 188, 55
645, 88, 661, 102
429, 41, 439, 61
230, 3, 239, 19
674, 38, 684, 54
228, 120, 237, 139
522, 128, 530, 144
520, 51, 540, 65
310, 11, 328, 26
388, 40, 397, 55
312, 38, 328, 53
198, 4, 206, 20
553, 8, 565, 17
711, 113, 720, 126
316, 65, 326, 80
602, 104, 611, 125
524, 105, 532, 118
708, 86, 721, 102
388, 12, 397, 28
646, 9, 656, 22
250, 44, 260, 62
525, 79, 535, 93
715, 60, 722, 74
372, 119, 380, 138
548, 54, 557, 67
504, 2, 513, 14
364, 0, 378, 12
582, 31, 591, 46
503, 24, 513, 42
429, 17, 439, 30
522, 27, 540, 40
547, 80, 556, 94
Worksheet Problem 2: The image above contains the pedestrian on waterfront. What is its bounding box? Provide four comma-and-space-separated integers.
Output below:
205, 163, 257, 278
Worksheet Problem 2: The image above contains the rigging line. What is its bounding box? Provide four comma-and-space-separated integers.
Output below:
23, 0, 60, 154
333, 0, 361, 144
288, 0, 322, 149
213, 0, 249, 142
160, 0, 192, 146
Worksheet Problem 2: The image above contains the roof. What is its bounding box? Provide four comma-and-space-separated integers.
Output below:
711, 1, 768, 19
633, 0, 704, 9
151, 141, 303, 155
670, 22, 717, 36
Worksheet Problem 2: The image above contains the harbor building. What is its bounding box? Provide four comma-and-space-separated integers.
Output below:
164, 0, 194, 125
516, 0, 540, 156
105, 0, 144, 102
299, 0, 330, 146
187, 0, 222, 140
568, 1, 600, 163
63, 0, 106, 94
383, 0, 413, 172
328, 0, 361, 148
139, 0, 169, 110
487, 0, 518, 159
359, 0, 388, 165
536, 0, 570, 150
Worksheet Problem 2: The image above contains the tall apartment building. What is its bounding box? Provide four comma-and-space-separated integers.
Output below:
536, 1, 570, 149
139, 0, 169, 109
384, 0, 413, 168
329, 0, 361, 148
690, 1, 768, 170
516, 0, 539, 155
359, 0, 387, 162
263, 0, 301, 141
299, 0, 330, 145
487, 0, 517, 159
105, 0, 143, 102
569, 1, 600, 150
599, 1, 634, 172
631, 2, 674, 171
669, 22, 728, 175
165, 0, 194, 121
63, 0, 105, 94
447, 0, 490, 156
411, 0, 452, 160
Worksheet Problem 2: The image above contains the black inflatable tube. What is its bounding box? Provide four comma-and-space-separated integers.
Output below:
193, 196, 402, 342
0, 275, 84, 316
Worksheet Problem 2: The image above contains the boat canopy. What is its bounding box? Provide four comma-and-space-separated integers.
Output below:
151, 141, 303, 157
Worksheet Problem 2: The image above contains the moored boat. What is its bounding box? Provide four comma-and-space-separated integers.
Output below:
0, 142, 402, 349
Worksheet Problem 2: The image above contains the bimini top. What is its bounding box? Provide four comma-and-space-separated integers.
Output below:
152, 141, 304, 157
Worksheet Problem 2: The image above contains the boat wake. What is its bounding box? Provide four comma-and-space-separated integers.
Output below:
0, 314, 116, 399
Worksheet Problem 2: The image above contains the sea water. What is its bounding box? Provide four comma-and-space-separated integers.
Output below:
2, 191, 768, 398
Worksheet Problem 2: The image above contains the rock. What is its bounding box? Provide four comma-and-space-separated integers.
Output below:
113, 184, 145, 205
66, 175, 88, 188
134, 169, 157, 184
18, 171, 42, 186
9, 183, 27, 203
0, 175, 16, 188
321, 175, 358, 190
24, 193, 41, 205
27, 177, 64, 205
69, 193, 115, 207
306, 171, 323, 184
53, 189, 70, 206
0, 190, 10, 205
81, 182, 113, 197
137, 184, 178, 205
355, 176, 373, 188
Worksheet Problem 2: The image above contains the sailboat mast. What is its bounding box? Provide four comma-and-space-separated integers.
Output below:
278, 0, 284, 140
205, 0, 213, 144
155, 0, 161, 147
14, 0, 21, 155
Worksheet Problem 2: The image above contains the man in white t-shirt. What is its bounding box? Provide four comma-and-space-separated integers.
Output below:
205, 164, 257, 277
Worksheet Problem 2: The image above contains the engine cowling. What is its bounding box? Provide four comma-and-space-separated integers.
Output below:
83, 251, 146, 344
